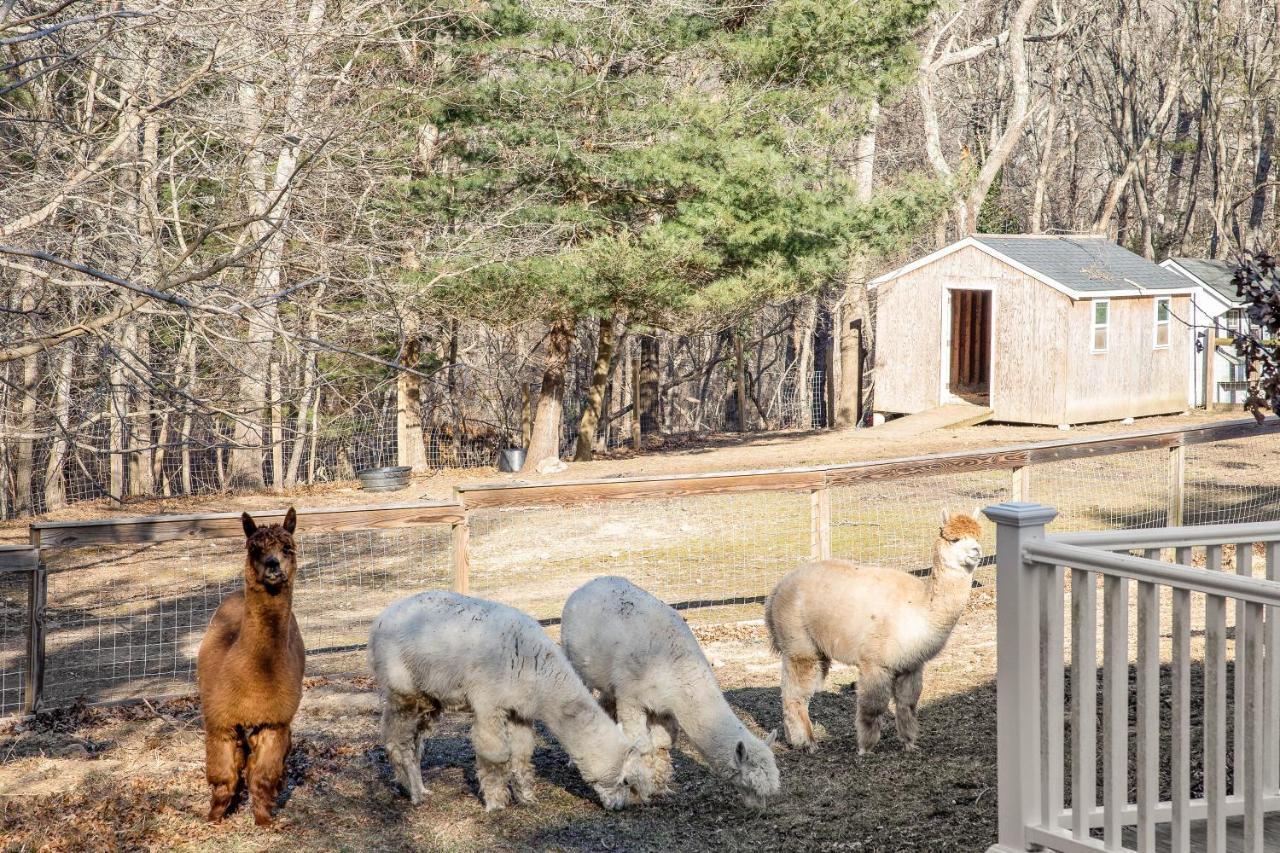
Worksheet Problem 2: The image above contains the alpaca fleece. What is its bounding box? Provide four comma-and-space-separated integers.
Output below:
368, 590, 654, 812
766, 509, 983, 754
198, 508, 305, 826
562, 577, 780, 807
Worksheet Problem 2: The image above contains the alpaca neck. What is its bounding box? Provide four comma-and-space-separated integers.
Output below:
241, 566, 294, 642
538, 687, 626, 782
924, 543, 973, 629
678, 677, 750, 775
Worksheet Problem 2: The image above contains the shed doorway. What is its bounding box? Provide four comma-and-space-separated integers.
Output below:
946, 289, 991, 401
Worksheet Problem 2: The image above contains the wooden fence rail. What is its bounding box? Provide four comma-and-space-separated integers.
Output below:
6, 415, 1279, 717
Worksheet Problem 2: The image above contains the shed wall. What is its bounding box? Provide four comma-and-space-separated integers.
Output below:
1064, 294, 1191, 423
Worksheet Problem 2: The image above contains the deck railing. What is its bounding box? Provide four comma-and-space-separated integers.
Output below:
986, 502, 1280, 853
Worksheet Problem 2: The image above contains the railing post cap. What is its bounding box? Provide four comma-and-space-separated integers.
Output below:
982, 501, 1058, 527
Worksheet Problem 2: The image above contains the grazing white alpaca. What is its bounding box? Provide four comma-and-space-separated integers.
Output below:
765, 509, 983, 754
368, 591, 654, 811
561, 577, 780, 808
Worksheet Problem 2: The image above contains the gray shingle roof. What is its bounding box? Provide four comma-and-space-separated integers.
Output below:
1166, 258, 1242, 304
974, 234, 1193, 294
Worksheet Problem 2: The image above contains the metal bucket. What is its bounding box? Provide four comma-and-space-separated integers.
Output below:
497, 448, 526, 473
357, 465, 411, 492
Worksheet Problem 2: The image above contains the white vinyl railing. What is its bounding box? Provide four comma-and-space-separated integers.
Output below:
984, 502, 1280, 853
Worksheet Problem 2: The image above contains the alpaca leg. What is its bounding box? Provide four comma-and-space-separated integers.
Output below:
205, 728, 244, 822
382, 692, 434, 805
893, 668, 925, 751
780, 655, 824, 751
855, 666, 893, 755
507, 717, 538, 805
471, 708, 513, 812
246, 725, 290, 826
647, 712, 679, 794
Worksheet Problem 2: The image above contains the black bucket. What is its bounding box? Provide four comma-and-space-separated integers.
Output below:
497, 448, 526, 473
357, 465, 411, 492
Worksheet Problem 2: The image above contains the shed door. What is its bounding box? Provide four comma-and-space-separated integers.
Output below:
948, 289, 991, 399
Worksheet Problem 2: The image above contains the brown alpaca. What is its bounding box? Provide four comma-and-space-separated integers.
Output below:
765, 509, 983, 754
198, 508, 306, 826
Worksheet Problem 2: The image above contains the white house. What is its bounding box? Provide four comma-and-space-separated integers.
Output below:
1159, 257, 1258, 407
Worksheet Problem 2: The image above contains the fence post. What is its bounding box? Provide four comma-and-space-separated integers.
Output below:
810, 487, 831, 560
1010, 465, 1030, 501
25, 526, 46, 715
982, 501, 1058, 853
1168, 442, 1185, 526
451, 514, 470, 596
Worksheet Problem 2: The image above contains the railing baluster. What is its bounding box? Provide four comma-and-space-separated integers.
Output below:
1243, 600, 1265, 853
1267, 542, 1280, 794
1041, 562, 1065, 830
1206, 592, 1228, 853
1171, 579, 1191, 853
1103, 574, 1128, 848
1071, 567, 1097, 841
1136, 576, 1160, 852
1235, 542, 1253, 796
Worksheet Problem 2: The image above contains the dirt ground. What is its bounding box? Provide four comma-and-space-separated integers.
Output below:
0, 409, 1238, 545
0, 589, 1002, 853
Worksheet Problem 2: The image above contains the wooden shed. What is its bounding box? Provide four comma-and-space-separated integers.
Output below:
870, 235, 1196, 426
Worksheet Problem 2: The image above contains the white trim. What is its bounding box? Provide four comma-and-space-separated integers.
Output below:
872, 237, 1196, 299
1090, 298, 1110, 354
1153, 296, 1171, 349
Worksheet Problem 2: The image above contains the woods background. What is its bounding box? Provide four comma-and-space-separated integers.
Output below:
0, 0, 1273, 518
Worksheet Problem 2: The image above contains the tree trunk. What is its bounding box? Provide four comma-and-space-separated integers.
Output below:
574, 313, 615, 462
1249, 104, 1275, 240
396, 316, 429, 471
43, 345, 74, 511
638, 333, 660, 436
127, 323, 155, 496
14, 292, 38, 515
521, 318, 575, 472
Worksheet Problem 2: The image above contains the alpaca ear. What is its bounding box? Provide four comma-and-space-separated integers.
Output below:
971, 505, 981, 520
940, 508, 952, 524
764, 729, 778, 747
241, 512, 257, 538
283, 507, 297, 534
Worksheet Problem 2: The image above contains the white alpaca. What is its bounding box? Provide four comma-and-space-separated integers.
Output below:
765, 509, 983, 754
368, 591, 654, 811
561, 577, 781, 808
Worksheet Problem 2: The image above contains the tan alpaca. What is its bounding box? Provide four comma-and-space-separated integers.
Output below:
765, 509, 983, 754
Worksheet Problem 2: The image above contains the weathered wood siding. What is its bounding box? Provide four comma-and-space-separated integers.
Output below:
874, 245, 1192, 425
874, 245, 1070, 423
988, 267, 1071, 425
1064, 294, 1191, 423
873, 252, 946, 414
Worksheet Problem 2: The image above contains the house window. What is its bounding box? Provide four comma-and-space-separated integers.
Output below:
1224, 308, 1243, 333
1092, 299, 1109, 353
1153, 297, 1171, 349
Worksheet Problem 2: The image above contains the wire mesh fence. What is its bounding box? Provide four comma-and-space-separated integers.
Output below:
468, 491, 810, 626
30, 525, 452, 713
3, 421, 1278, 716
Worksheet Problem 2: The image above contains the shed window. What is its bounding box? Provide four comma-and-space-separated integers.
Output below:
1091, 299, 1109, 353
1154, 297, 1171, 349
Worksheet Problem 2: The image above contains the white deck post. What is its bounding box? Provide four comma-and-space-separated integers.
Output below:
984, 501, 1059, 853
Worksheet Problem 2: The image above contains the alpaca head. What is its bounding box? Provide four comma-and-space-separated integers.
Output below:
592, 733, 656, 811
241, 508, 298, 595
730, 729, 780, 809
937, 508, 983, 572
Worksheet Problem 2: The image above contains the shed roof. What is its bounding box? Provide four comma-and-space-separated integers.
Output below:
871, 235, 1197, 298
1164, 258, 1241, 304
